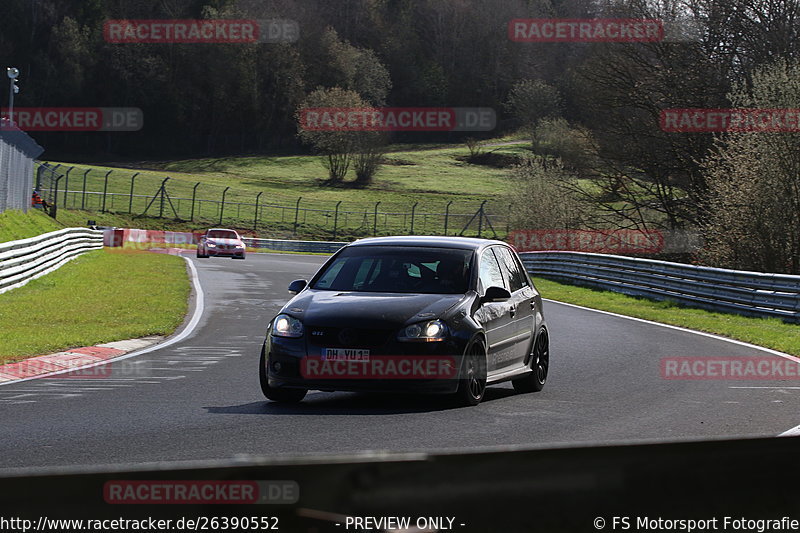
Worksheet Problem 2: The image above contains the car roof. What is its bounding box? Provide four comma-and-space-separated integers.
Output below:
348, 235, 508, 251
206, 228, 239, 234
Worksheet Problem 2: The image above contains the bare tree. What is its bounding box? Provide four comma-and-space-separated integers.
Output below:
698, 59, 800, 273
352, 131, 386, 187
296, 87, 367, 183
506, 156, 586, 231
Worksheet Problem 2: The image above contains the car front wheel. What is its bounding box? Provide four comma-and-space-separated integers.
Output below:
259, 344, 307, 403
454, 339, 487, 406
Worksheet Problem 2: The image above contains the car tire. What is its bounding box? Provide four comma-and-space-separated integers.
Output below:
454, 339, 487, 406
513, 327, 549, 393
259, 344, 307, 403
196, 248, 208, 258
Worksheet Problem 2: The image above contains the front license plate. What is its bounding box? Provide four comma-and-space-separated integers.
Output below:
323, 348, 370, 361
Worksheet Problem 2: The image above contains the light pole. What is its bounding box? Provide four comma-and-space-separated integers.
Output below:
7, 67, 19, 126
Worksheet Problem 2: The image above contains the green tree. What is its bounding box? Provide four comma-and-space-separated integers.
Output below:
504, 79, 562, 131
318, 28, 392, 106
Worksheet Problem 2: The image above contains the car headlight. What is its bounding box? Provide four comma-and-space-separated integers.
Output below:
207, 242, 216, 248
236, 244, 245, 248
272, 314, 304, 338
398, 319, 447, 342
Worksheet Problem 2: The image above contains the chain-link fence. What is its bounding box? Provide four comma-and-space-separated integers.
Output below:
0, 120, 44, 214
35, 162, 508, 239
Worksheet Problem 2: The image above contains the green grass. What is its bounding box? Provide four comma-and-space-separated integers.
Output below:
0, 209, 62, 243
533, 277, 800, 356
0, 249, 190, 362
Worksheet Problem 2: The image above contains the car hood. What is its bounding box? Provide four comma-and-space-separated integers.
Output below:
285, 290, 466, 328
205, 238, 241, 245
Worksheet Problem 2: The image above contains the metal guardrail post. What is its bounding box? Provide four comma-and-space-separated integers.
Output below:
51, 174, 63, 219
254, 192, 263, 232
219, 186, 230, 225
101, 170, 112, 213
63, 167, 73, 207
190, 182, 200, 222
333, 201, 342, 240
128, 172, 139, 214
81, 169, 90, 210
477, 200, 487, 237
293, 197, 302, 236
160, 177, 170, 218
373, 201, 381, 236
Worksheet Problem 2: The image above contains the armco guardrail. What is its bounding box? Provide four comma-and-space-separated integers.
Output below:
0, 228, 104, 294
243, 237, 346, 254
520, 251, 800, 323
102, 229, 348, 254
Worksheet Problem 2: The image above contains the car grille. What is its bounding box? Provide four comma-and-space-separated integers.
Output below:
307, 327, 393, 348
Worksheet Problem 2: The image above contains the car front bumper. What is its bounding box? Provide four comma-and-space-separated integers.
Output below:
203, 247, 245, 257
264, 334, 468, 395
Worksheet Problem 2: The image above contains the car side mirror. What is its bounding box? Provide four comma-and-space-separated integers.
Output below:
481, 286, 511, 304
288, 279, 308, 294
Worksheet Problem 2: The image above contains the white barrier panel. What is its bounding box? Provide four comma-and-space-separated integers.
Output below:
0, 228, 104, 294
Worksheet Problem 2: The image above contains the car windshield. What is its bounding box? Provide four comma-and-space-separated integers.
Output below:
311, 246, 473, 294
207, 230, 237, 239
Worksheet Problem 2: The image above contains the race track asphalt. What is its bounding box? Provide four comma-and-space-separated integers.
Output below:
1, 252, 797, 471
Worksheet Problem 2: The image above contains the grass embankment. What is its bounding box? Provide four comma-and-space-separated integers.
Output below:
0, 249, 190, 362
45, 140, 531, 240
533, 277, 800, 357
0, 209, 62, 243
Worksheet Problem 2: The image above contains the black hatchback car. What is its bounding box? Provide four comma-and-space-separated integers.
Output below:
259, 236, 549, 406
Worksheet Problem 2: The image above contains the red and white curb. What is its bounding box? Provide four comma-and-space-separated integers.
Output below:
0, 255, 205, 386
0, 337, 163, 383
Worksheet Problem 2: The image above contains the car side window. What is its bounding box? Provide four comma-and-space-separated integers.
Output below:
495, 246, 527, 293
511, 250, 533, 288
478, 249, 506, 294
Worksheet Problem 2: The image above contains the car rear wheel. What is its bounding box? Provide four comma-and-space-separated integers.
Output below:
455, 339, 487, 406
259, 345, 307, 403
513, 327, 549, 393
